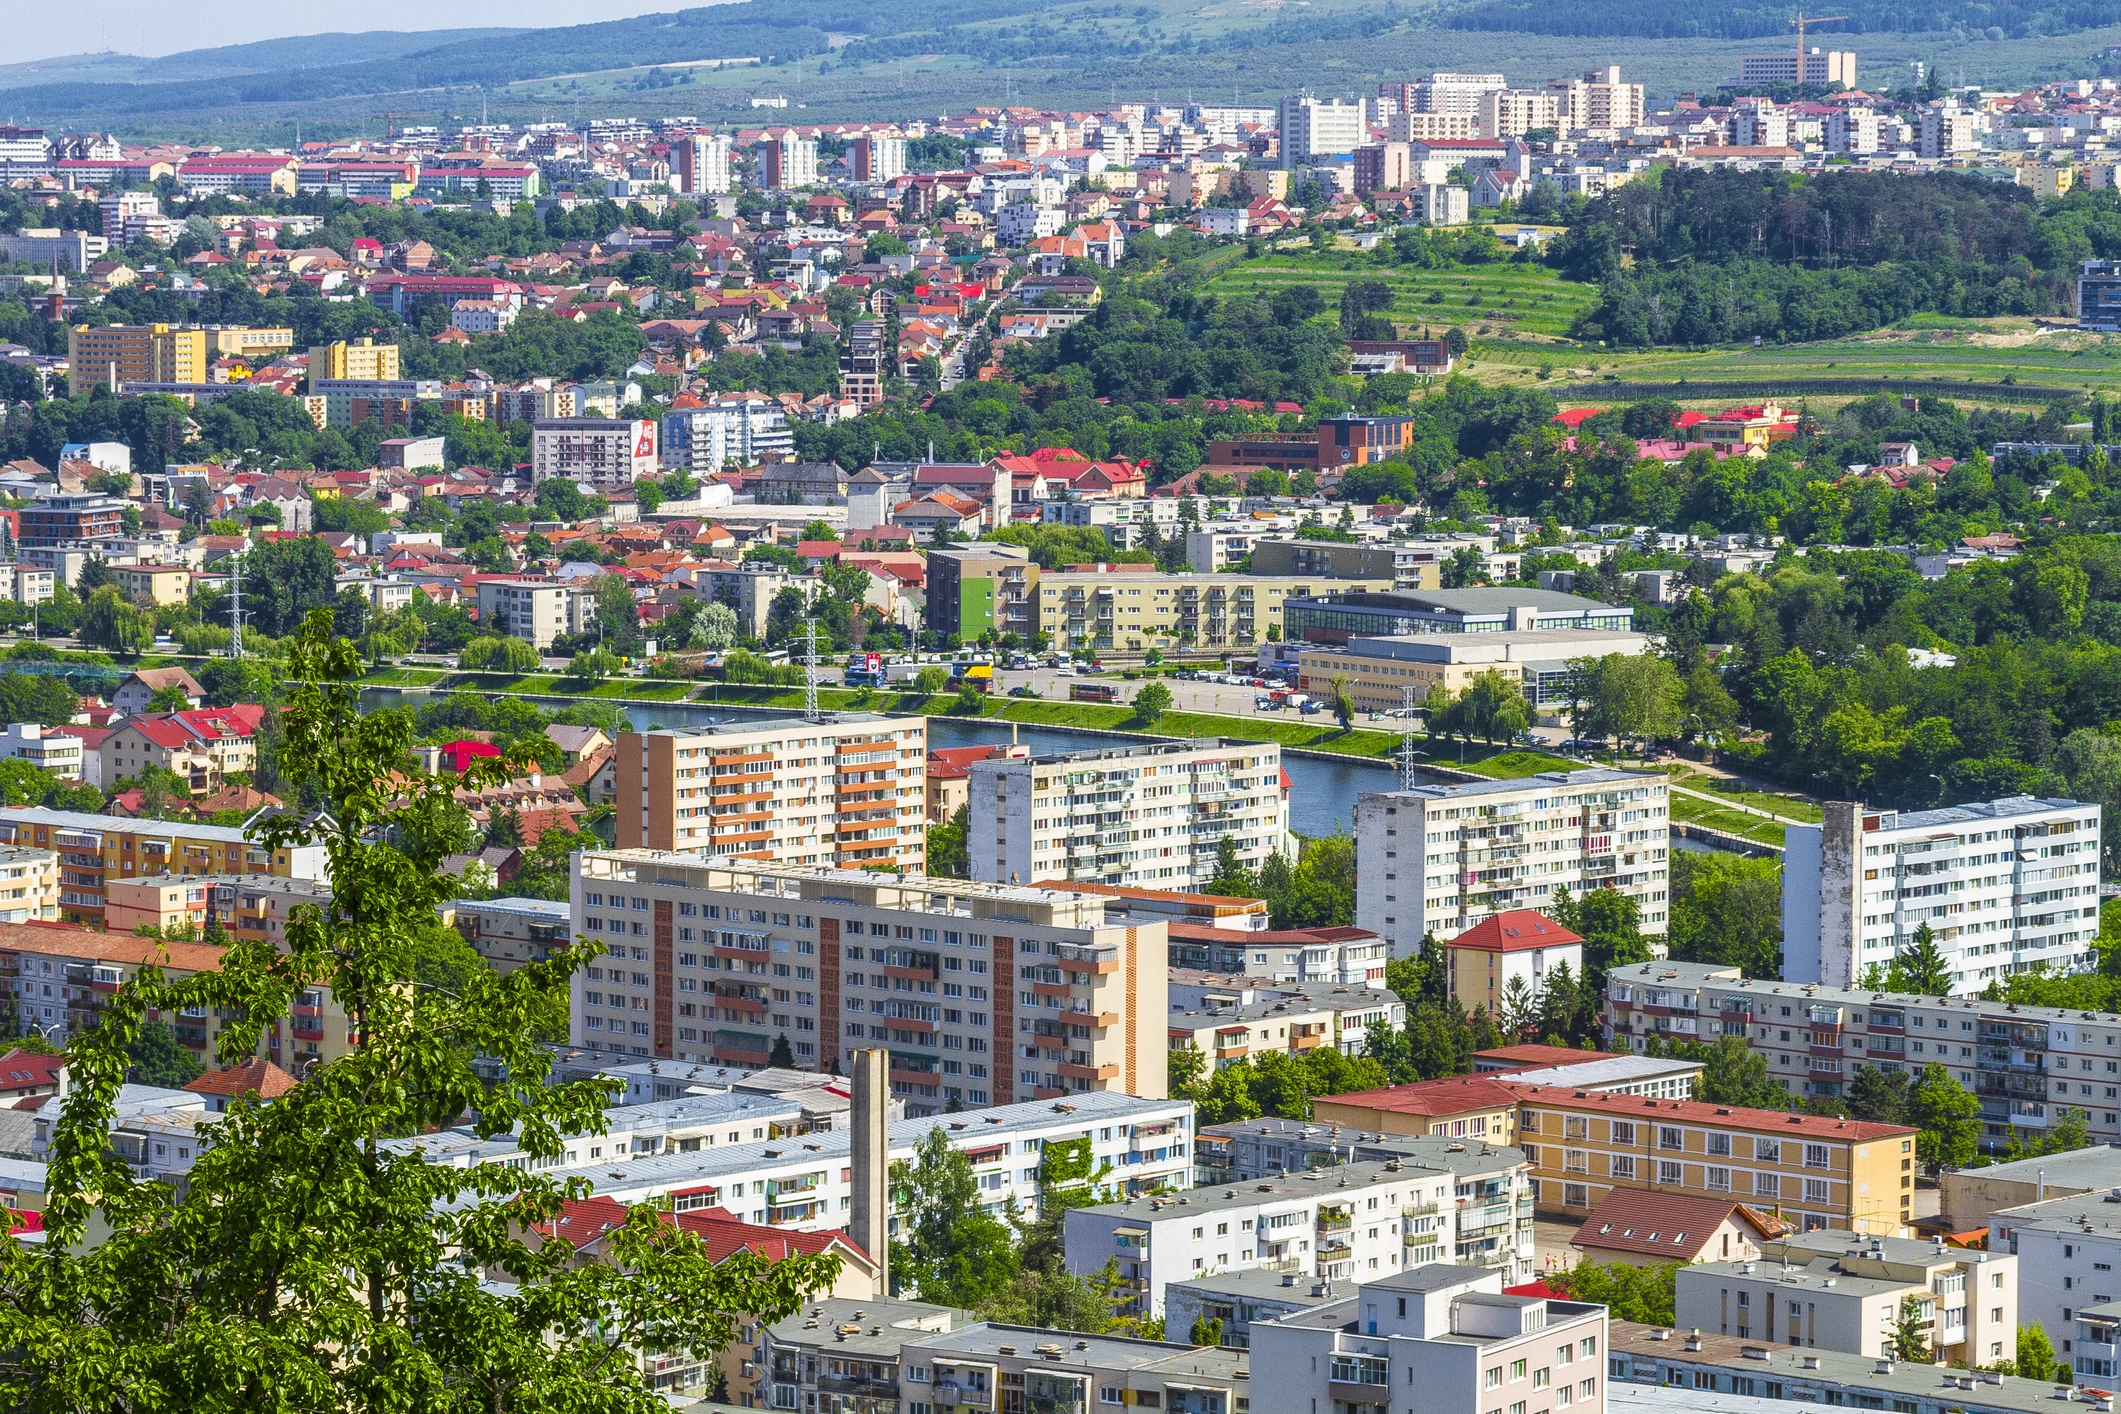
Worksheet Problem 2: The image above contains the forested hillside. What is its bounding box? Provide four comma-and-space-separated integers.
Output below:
1554, 168, 2121, 345
1446, 0, 2112, 40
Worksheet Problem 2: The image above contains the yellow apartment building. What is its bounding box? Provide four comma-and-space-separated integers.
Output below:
67, 323, 208, 387
1035, 567, 1393, 654
0, 808, 327, 925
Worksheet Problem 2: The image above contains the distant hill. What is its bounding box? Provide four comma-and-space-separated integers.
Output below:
0, 28, 527, 90
1444, 0, 2113, 40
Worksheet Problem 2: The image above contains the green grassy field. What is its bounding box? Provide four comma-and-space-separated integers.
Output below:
1669, 794, 1790, 847
1206, 254, 1598, 341
1469, 319, 2121, 404
1461, 749, 1582, 780
1665, 768, 1823, 824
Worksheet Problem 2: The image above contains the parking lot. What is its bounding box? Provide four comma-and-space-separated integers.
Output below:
989, 666, 1330, 720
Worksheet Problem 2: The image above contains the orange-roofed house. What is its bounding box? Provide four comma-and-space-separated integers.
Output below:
183, 1057, 300, 1112
1445, 910, 1584, 1021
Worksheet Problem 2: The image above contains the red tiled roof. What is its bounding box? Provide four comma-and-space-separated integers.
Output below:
541, 1195, 874, 1266
183, 1057, 299, 1100
1472, 1043, 1620, 1069
0, 1049, 63, 1093
1317, 1075, 1525, 1117
1569, 1187, 1790, 1261
1448, 910, 1583, 954
1506, 1083, 1918, 1141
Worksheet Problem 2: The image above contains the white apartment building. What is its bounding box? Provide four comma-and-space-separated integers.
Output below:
1606, 959, 2121, 1152
1827, 106, 1881, 154
529, 417, 659, 486
614, 717, 927, 872
1989, 1193, 2121, 1372
1066, 1155, 1537, 1317
541, 1086, 1193, 1225
1919, 105, 1979, 158
1251, 1264, 1607, 1414
1168, 977, 1404, 1067
1409, 73, 1507, 115
1478, 90, 1563, 140
967, 739, 1290, 893
472, 579, 596, 651
1280, 95, 1368, 167
0, 846, 57, 924
676, 133, 733, 195
997, 202, 1064, 244
1354, 769, 1670, 960
0, 724, 81, 780
756, 132, 819, 190
1782, 796, 2102, 995
1731, 99, 1789, 148
1547, 66, 1646, 131
1675, 1231, 2017, 1367
658, 394, 791, 472
570, 851, 1168, 1114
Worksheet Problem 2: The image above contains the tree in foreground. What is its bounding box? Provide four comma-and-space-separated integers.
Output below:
0, 610, 837, 1411
1909, 1060, 1982, 1176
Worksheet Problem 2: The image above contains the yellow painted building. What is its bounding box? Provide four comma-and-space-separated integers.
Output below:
1035, 568, 1393, 653
307, 337, 402, 390
111, 564, 193, 606
0, 807, 327, 925
67, 323, 208, 387
1509, 1084, 1915, 1235
205, 326, 295, 359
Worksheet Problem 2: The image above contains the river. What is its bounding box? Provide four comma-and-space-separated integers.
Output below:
357, 686, 1391, 839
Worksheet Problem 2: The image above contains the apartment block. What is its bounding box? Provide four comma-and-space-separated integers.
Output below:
1165, 920, 1386, 985
1068, 1155, 1537, 1317
570, 851, 1165, 1110
614, 717, 926, 871
967, 739, 1289, 893
0, 807, 326, 925
1507, 1083, 1915, 1235
0, 725, 80, 781
1169, 976, 1402, 1069
512, 1084, 1191, 1218
1246, 538, 1441, 587
1, 922, 354, 1070
1036, 566, 1393, 654
658, 394, 791, 472
1675, 1231, 2016, 1367
306, 337, 400, 388
1988, 1192, 2121, 1372
452, 896, 573, 972
1279, 95, 1368, 166
1547, 65, 1647, 130
839, 320, 887, 407
472, 578, 597, 651
756, 131, 819, 190
67, 323, 208, 388
674, 132, 733, 194
1782, 796, 2101, 996
0, 847, 56, 924
1281, 587, 1635, 641
1604, 1322, 2043, 1411
924, 544, 1040, 642
1353, 769, 1670, 960
1250, 1264, 1607, 1414
530, 418, 659, 486
1606, 959, 2121, 1153
850, 133, 907, 182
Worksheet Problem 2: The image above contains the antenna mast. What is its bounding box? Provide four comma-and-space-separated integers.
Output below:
1398, 684, 1423, 789
803, 598, 821, 723
229, 543, 244, 661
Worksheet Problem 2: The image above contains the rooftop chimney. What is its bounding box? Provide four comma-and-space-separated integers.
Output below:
850, 1047, 889, 1294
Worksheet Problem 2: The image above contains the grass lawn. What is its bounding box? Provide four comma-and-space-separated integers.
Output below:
360, 667, 451, 687
1665, 767, 1822, 823
1462, 749, 1582, 780
411, 671, 697, 701
1669, 794, 1790, 847
1201, 252, 1598, 341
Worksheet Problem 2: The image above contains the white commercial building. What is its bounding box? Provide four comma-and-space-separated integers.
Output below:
967, 739, 1291, 893
0, 724, 81, 779
1782, 796, 2102, 995
472, 578, 597, 650
1250, 1264, 1608, 1414
530, 418, 659, 486
1067, 1152, 1539, 1317
1354, 769, 1670, 960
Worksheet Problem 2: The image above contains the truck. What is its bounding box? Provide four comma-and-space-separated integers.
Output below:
951, 663, 994, 691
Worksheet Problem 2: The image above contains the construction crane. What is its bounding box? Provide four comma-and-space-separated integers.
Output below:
1786, 12, 1849, 87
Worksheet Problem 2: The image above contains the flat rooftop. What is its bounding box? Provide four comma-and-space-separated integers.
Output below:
1361, 767, 1663, 803
1500, 1055, 1702, 1088
1076, 1159, 1452, 1222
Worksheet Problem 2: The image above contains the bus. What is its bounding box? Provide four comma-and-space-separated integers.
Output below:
1070, 683, 1120, 703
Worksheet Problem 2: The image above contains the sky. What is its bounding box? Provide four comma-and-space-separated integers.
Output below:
3, 0, 689, 65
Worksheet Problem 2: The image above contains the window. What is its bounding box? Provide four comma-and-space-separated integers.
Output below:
1803, 1143, 1830, 1169
1707, 1133, 1731, 1157
1707, 1166, 1730, 1192
1658, 1161, 1682, 1184
1611, 1156, 1636, 1180
1757, 1140, 1780, 1164
1099, 1389, 1124, 1406
1485, 1367, 1503, 1391
1511, 1361, 1527, 1381
1563, 1183, 1588, 1208
1612, 1122, 1634, 1146
1659, 1126, 1684, 1151
1804, 1179, 1829, 1204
